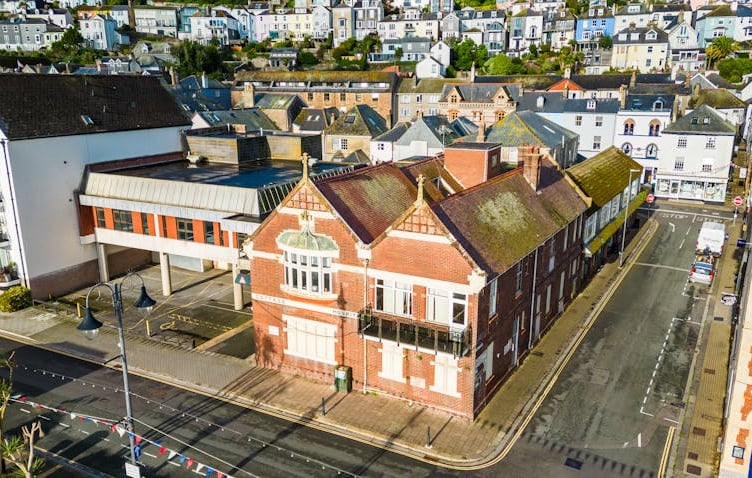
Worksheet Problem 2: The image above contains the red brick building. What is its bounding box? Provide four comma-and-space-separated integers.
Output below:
246, 143, 588, 417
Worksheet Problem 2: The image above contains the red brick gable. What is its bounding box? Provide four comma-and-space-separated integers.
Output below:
287, 183, 329, 212
394, 205, 443, 235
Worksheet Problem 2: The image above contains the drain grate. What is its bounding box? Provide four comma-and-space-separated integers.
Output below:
688, 452, 699, 460
714, 316, 724, 321
692, 427, 706, 436
686, 464, 702, 475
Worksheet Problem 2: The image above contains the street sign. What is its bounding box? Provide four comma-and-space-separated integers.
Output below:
734, 196, 744, 207
646, 194, 655, 204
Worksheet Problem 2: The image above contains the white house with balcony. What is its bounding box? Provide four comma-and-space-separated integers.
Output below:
80, 14, 124, 51
190, 10, 240, 45
655, 105, 736, 203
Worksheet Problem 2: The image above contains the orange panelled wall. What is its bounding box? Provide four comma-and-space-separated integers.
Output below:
133, 212, 145, 234
193, 219, 205, 243
164, 217, 177, 239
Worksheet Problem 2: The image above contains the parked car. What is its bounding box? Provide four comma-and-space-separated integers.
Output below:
689, 254, 715, 285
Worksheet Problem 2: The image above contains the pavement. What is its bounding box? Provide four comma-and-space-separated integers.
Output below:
670, 217, 745, 477
0, 207, 731, 474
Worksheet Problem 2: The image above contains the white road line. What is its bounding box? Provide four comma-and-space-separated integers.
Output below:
643, 396, 648, 404
679, 239, 685, 249
640, 407, 655, 417
664, 417, 680, 425
144, 452, 156, 458
19, 408, 29, 414
39, 415, 50, 421
81, 430, 89, 435
632, 263, 691, 273
59, 423, 70, 428
638, 433, 642, 448
623, 442, 629, 448
669, 222, 675, 232
652, 369, 657, 378
168, 462, 180, 467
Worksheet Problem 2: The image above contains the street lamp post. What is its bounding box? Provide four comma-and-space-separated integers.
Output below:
77, 272, 156, 468
619, 168, 641, 268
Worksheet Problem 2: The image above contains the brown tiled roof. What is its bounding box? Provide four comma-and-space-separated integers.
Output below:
400, 156, 464, 201
434, 159, 587, 273
0, 74, 190, 140
314, 163, 417, 243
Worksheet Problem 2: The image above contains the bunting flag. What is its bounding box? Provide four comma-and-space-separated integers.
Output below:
9, 396, 237, 478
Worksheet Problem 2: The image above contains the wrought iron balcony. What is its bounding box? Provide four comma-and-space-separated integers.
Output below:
358, 307, 470, 358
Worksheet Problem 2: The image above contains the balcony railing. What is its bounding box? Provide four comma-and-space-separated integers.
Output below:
358, 307, 470, 358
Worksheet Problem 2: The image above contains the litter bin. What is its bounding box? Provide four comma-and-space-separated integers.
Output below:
334, 365, 352, 393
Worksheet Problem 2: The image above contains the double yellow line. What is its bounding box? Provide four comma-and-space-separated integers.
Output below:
657, 426, 676, 477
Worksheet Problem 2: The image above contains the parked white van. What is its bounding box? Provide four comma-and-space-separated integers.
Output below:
696, 222, 725, 257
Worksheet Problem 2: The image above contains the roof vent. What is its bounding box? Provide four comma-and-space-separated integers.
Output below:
187, 154, 206, 165
80, 115, 94, 126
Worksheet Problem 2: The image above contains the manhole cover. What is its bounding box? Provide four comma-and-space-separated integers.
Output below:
686, 464, 702, 475
688, 452, 698, 460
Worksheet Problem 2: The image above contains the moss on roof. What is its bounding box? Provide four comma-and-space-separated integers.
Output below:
236, 70, 398, 84
566, 146, 643, 209
398, 78, 464, 94
689, 88, 747, 109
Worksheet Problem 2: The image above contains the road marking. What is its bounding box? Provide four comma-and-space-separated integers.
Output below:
19, 408, 29, 414
80, 430, 89, 435
633, 263, 690, 272
658, 427, 675, 478
664, 417, 679, 425
641, 318, 680, 415
39, 415, 50, 421
638, 432, 642, 448
640, 407, 655, 417
623, 441, 628, 448
59, 422, 69, 428
144, 452, 156, 458
679, 239, 685, 249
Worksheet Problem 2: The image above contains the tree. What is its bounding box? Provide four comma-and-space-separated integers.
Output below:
0, 422, 45, 478
453, 38, 488, 71
598, 34, 612, 50
394, 47, 403, 64
173, 40, 225, 78
705, 36, 740, 68
717, 57, 752, 83
483, 54, 527, 75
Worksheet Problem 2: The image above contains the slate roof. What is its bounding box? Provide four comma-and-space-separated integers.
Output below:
566, 146, 642, 210
689, 88, 747, 109
621, 94, 675, 112
325, 104, 387, 137
294, 107, 339, 132
474, 75, 560, 90
374, 122, 410, 142
517, 93, 620, 114
485, 110, 577, 146
195, 109, 278, 131
314, 163, 418, 243
663, 104, 736, 135
433, 158, 587, 273
442, 83, 520, 102
613, 26, 669, 44
0, 74, 189, 140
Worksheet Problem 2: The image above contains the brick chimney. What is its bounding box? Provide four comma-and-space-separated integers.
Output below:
519, 144, 542, 191
243, 83, 255, 107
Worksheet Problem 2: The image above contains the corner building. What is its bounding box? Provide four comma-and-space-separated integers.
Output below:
247, 144, 588, 417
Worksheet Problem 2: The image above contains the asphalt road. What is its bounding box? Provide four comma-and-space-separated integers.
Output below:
1, 339, 466, 478
501, 204, 732, 477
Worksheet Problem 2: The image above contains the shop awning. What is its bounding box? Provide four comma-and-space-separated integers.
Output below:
585, 190, 647, 256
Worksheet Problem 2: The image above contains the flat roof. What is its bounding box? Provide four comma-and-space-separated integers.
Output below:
447, 142, 502, 151
115, 158, 349, 189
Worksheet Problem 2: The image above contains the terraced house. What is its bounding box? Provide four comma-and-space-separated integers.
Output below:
246, 144, 588, 417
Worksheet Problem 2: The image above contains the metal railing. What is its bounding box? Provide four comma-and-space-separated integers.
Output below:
358, 307, 470, 357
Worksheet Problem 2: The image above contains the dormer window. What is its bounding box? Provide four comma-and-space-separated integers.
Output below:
587, 99, 596, 110
646, 30, 656, 40
652, 99, 664, 110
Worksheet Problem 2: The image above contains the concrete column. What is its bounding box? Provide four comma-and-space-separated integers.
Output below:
232, 263, 243, 311
96, 243, 109, 283
160, 251, 172, 297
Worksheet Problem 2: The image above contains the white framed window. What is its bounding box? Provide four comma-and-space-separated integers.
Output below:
595, 116, 603, 127
283, 251, 333, 295
515, 262, 523, 294
592, 135, 601, 150
706, 137, 716, 149
677, 137, 687, 148
377, 143, 385, 151
575, 115, 582, 126
489, 278, 498, 317
674, 157, 684, 170
376, 279, 412, 316
426, 289, 467, 326
702, 160, 713, 172
284, 315, 336, 364
332, 138, 348, 150
430, 354, 460, 397
379, 342, 405, 382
